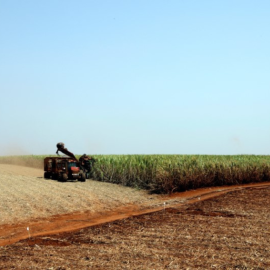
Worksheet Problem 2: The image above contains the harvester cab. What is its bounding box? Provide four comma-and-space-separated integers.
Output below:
79, 154, 96, 179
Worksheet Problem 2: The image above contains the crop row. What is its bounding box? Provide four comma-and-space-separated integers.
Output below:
1, 155, 270, 193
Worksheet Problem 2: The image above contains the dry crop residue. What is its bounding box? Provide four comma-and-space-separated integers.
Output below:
1, 187, 270, 269
0, 164, 164, 226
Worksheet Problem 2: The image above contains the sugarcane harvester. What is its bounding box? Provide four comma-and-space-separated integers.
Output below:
44, 143, 95, 182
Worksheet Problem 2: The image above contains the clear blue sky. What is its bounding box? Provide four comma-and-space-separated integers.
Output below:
0, 0, 269, 155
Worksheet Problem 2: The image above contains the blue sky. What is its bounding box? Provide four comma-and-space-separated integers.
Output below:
0, 0, 269, 155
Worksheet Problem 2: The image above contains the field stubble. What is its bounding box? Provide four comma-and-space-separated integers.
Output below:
1, 187, 270, 269
0, 164, 163, 225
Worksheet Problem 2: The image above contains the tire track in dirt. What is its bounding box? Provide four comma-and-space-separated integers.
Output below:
1, 181, 270, 246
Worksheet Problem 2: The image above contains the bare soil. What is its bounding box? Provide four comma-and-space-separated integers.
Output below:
0, 165, 270, 269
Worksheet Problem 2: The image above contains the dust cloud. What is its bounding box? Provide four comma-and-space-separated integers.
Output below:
0, 142, 30, 157
0, 142, 43, 168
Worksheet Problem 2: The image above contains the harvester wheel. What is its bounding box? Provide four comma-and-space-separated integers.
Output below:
57, 173, 63, 182
80, 173, 86, 182
44, 172, 50, 179
62, 173, 68, 182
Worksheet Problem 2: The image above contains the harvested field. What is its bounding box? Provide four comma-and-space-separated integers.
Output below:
0, 164, 167, 226
0, 164, 270, 269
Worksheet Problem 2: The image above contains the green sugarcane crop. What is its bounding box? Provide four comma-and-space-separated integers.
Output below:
1, 154, 270, 194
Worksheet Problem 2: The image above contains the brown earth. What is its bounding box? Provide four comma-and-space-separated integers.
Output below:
0, 165, 270, 269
